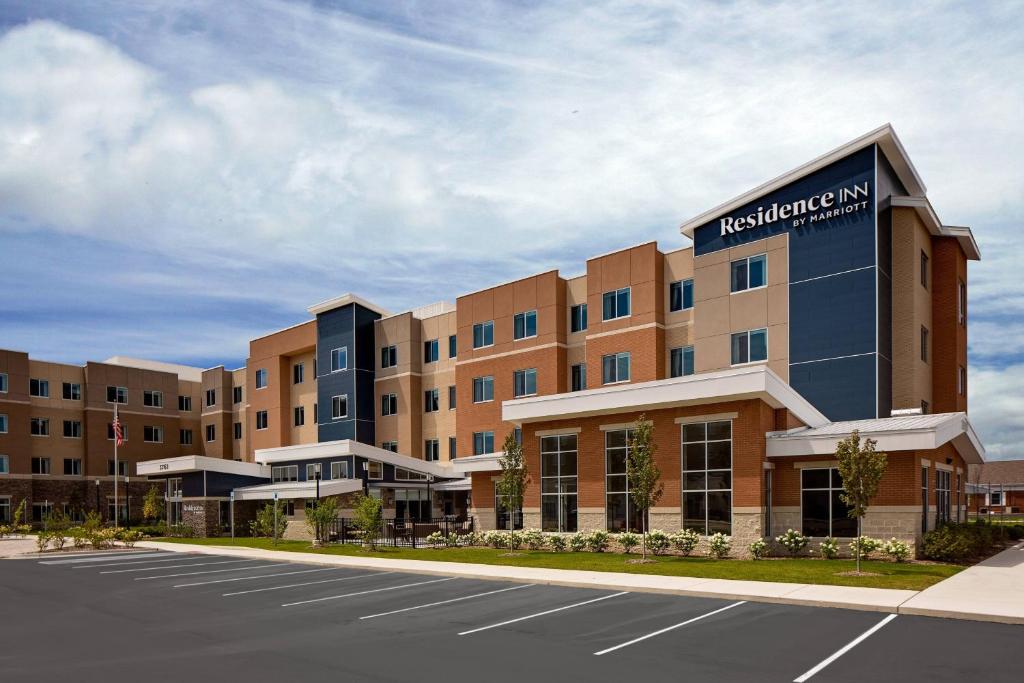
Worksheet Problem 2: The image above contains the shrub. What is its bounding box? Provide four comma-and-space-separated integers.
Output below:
167, 523, 196, 538
647, 529, 670, 555
425, 531, 446, 547
819, 537, 839, 560
708, 532, 731, 559
748, 538, 769, 560
250, 501, 288, 539
0, 524, 9, 538
775, 528, 809, 556
15, 524, 32, 537
921, 522, 1008, 562
848, 536, 881, 559
617, 531, 641, 554
1007, 525, 1024, 541
133, 525, 167, 538
670, 529, 700, 556
483, 530, 506, 548
586, 530, 611, 553
90, 527, 118, 550
68, 527, 89, 549
522, 528, 545, 550
881, 537, 910, 563
568, 531, 588, 552
35, 531, 50, 552
118, 529, 143, 548
548, 534, 567, 552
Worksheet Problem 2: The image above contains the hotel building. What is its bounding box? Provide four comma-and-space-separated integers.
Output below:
0, 125, 984, 552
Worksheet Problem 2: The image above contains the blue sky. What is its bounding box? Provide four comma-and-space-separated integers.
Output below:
0, 1, 1022, 457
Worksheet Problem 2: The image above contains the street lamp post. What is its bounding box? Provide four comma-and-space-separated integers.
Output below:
125, 475, 130, 527
230, 490, 235, 539
94, 480, 100, 520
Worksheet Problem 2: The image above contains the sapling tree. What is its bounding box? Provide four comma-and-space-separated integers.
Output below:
352, 493, 383, 551
142, 485, 164, 524
304, 496, 339, 546
627, 415, 663, 561
496, 430, 528, 555
836, 430, 888, 573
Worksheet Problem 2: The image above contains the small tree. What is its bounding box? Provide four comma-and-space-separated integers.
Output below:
305, 496, 339, 546
496, 430, 528, 555
836, 430, 888, 573
13, 499, 26, 526
627, 415, 663, 561
352, 493, 383, 551
142, 485, 164, 524
250, 501, 288, 540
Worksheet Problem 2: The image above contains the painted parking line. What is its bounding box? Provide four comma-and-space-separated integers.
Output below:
100, 559, 259, 574
173, 567, 343, 588
135, 564, 283, 581
458, 591, 628, 636
593, 600, 747, 656
40, 552, 166, 565
74, 555, 208, 569
281, 577, 457, 608
359, 583, 534, 620
223, 571, 392, 597
792, 614, 898, 682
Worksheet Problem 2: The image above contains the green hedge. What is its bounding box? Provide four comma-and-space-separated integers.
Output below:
921, 521, 1010, 562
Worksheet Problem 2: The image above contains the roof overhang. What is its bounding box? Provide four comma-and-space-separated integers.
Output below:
233, 477, 363, 501
452, 453, 503, 473
502, 365, 829, 428
136, 455, 270, 478
255, 439, 461, 479
886, 196, 981, 260
307, 293, 390, 318
679, 124, 925, 239
432, 477, 472, 492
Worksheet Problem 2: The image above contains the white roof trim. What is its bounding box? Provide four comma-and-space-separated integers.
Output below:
501, 365, 828, 428
452, 452, 503, 472
136, 455, 269, 478
432, 477, 472, 491
307, 293, 390, 318
679, 124, 925, 238
886, 196, 981, 260
255, 439, 460, 479
103, 357, 206, 383
233, 478, 363, 501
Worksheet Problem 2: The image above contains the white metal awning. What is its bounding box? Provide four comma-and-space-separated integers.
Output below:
232, 478, 362, 501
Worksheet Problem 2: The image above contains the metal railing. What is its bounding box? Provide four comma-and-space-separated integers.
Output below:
326, 516, 473, 548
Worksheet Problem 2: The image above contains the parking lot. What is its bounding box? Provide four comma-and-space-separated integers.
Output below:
2, 549, 1020, 682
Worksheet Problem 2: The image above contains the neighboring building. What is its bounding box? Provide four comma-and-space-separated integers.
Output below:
967, 460, 1024, 515
0, 124, 986, 552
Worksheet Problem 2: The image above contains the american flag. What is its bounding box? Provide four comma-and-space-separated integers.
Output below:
112, 415, 124, 447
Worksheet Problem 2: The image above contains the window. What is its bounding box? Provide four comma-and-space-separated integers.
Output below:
448, 334, 457, 359
205, 424, 216, 442
571, 363, 586, 392
30, 418, 49, 436
606, 429, 645, 532
956, 472, 963, 522
178, 395, 192, 411
367, 460, 383, 479
306, 463, 322, 480
331, 395, 348, 419
920, 326, 929, 362
107, 459, 127, 476
495, 481, 524, 531
570, 303, 588, 333
958, 366, 966, 396
313, 404, 318, 423
32, 502, 53, 522
448, 436, 457, 459
62, 382, 81, 400
168, 478, 183, 498
0, 414, 6, 434
921, 466, 929, 533
448, 385, 456, 410
0, 455, 8, 474
255, 411, 268, 430
331, 461, 350, 479
143, 390, 163, 407
294, 406, 305, 427
472, 321, 494, 349
601, 352, 631, 384
255, 368, 268, 389
731, 328, 767, 365
108, 422, 128, 441
144, 425, 163, 443
0, 495, 9, 522
0, 372, 6, 393
381, 393, 398, 416
670, 279, 694, 312
670, 346, 695, 378
423, 339, 439, 363
63, 420, 82, 438
990, 490, 1003, 506
293, 363, 305, 384
381, 345, 397, 368
958, 280, 967, 325
602, 287, 631, 321
205, 389, 216, 407
233, 422, 242, 439
425, 439, 440, 462
180, 429, 193, 446
800, 468, 856, 537
330, 347, 348, 372
381, 441, 398, 453
272, 465, 298, 483
424, 388, 439, 412
682, 420, 733, 535
730, 254, 767, 292
936, 469, 951, 524
920, 251, 929, 288
233, 386, 243, 404
513, 368, 537, 398
31, 457, 51, 475
513, 310, 537, 340
541, 434, 578, 532
472, 376, 494, 403
107, 386, 128, 404
514, 426, 522, 446
63, 458, 82, 476
29, 378, 49, 398
473, 431, 494, 455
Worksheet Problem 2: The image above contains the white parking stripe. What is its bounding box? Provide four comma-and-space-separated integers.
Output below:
135, 564, 283, 581
74, 556, 208, 569
282, 577, 456, 607
100, 559, 258, 574
792, 614, 898, 682
173, 567, 342, 588
223, 571, 390, 597
40, 552, 165, 565
360, 583, 533, 620
459, 591, 628, 636
593, 601, 747, 656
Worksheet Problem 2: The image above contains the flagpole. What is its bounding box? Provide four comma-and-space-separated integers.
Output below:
114, 403, 119, 530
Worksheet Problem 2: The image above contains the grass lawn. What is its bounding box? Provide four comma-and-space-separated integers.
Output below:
154, 537, 960, 591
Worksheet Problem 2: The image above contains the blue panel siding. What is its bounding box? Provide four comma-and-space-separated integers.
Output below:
789, 268, 877, 364
789, 354, 878, 422
163, 471, 268, 498
316, 303, 380, 445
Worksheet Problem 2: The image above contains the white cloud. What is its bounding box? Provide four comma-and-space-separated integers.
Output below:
970, 364, 1024, 460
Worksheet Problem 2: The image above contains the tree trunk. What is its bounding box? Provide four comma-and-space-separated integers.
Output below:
856, 516, 862, 573
641, 511, 647, 561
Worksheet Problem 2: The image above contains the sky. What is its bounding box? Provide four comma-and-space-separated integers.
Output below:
0, 1, 1022, 457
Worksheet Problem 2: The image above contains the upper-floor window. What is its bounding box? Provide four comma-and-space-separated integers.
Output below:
731, 328, 767, 365
331, 395, 348, 420
62, 382, 81, 400
178, 395, 192, 411
143, 425, 163, 443
272, 465, 298, 483
107, 460, 127, 476
472, 321, 494, 349
143, 390, 163, 408
381, 345, 397, 368
381, 393, 398, 416
256, 368, 268, 389
425, 439, 440, 462
108, 422, 128, 441
0, 372, 6, 393
29, 378, 49, 398
233, 386, 243, 404
205, 424, 216, 442
513, 368, 537, 398
449, 436, 457, 459
330, 347, 348, 372
958, 366, 966, 396
920, 251, 929, 288
63, 420, 82, 438
424, 388, 439, 413
513, 310, 537, 340
381, 441, 398, 453
0, 414, 7, 433
0, 457, 5, 477
30, 417, 49, 437
448, 385, 456, 410
63, 458, 82, 476
331, 461, 350, 479
233, 422, 242, 439
32, 457, 51, 475
294, 406, 305, 427
730, 254, 766, 293
472, 376, 494, 403
204, 388, 216, 407
108, 386, 128, 404
448, 334, 457, 359
670, 279, 694, 312
571, 363, 586, 392
255, 410, 268, 430
920, 326, 929, 363
293, 363, 304, 384
958, 280, 967, 325
601, 352, 631, 384
671, 346, 695, 378
473, 431, 494, 456
424, 339, 439, 363
367, 460, 383, 479
570, 303, 588, 333
180, 429, 193, 446
602, 287, 631, 321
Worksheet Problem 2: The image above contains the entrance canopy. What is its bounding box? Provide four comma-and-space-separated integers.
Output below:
233, 477, 363, 501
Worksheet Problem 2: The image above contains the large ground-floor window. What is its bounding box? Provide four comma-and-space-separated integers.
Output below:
606, 429, 644, 532
396, 489, 431, 521
495, 483, 524, 531
541, 434, 578, 532
801, 468, 856, 537
682, 420, 732, 534
0, 496, 10, 523
936, 469, 951, 524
